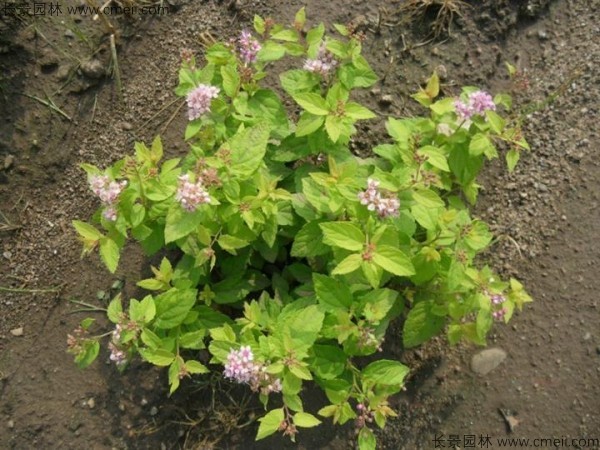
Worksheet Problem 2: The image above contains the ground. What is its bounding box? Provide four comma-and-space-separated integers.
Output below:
1, 0, 599, 449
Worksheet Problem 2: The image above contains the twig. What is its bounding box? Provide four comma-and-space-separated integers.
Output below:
109, 34, 124, 102
134, 97, 182, 133
159, 99, 185, 135
20, 93, 72, 121
0, 285, 62, 294
69, 299, 107, 311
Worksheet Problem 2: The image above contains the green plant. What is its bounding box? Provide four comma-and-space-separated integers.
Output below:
69, 10, 531, 449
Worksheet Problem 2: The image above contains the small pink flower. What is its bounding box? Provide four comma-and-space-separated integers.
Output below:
175, 174, 211, 212
186, 85, 220, 121
89, 175, 127, 221
238, 30, 262, 65
454, 90, 496, 121
303, 44, 337, 76
357, 178, 399, 218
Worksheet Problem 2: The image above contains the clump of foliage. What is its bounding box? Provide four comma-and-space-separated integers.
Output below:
69, 9, 531, 449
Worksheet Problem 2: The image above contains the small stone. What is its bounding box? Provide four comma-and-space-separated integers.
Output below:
56, 65, 71, 81
3, 154, 14, 170
87, 398, 95, 409
2, 251, 11, 260
80, 58, 105, 79
7, 420, 14, 429
140, 398, 148, 406
471, 348, 507, 375
537, 29, 548, 40
378, 95, 393, 106
64, 29, 75, 38
121, 121, 133, 131
150, 406, 158, 416
10, 327, 24, 337
583, 332, 591, 341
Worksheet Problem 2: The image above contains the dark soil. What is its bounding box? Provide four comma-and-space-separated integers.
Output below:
1, 0, 599, 449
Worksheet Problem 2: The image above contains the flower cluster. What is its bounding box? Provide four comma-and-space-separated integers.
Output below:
186, 84, 220, 121
175, 174, 211, 212
89, 174, 127, 221
357, 178, 400, 218
355, 403, 374, 429
490, 293, 507, 321
454, 90, 496, 121
108, 324, 127, 367
237, 30, 262, 65
224, 346, 282, 395
303, 44, 337, 76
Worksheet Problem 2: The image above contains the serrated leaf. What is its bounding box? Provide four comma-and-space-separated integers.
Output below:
291, 221, 330, 257
331, 253, 362, 275
358, 427, 377, 450
74, 340, 100, 369
506, 149, 520, 172
419, 145, 449, 172
320, 222, 365, 251
292, 92, 329, 115
154, 288, 197, 329
256, 408, 284, 440
296, 113, 325, 136
412, 189, 445, 208
221, 64, 240, 97
139, 348, 175, 366
294, 412, 321, 428
99, 237, 120, 273
228, 122, 271, 179
372, 245, 415, 277
73, 220, 103, 240
362, 359, 409, 386
403, 300, 445, 348
313, 273, 353, 311
344, 102, 376, 120
107, 294, 123, 323
185, 360, 209, 374
164, 206, 202, 244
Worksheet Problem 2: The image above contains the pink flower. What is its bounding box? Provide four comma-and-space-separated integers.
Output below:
454, 90, 496, 121
89, 175, 127, 222
238, 30, 261, 65
175, 174, 211, 212
186, 84, 220, 121
303, 44, 337, 76
223, 347, 282, 395
357, 178, 400, 218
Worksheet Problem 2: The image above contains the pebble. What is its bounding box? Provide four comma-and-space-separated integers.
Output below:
378, 95, 393, 107
7, 419, 14, 429
3, 154, 14, 170
87, 398, 95, 409
470, 348, 507, 375
3, 251, 11, 260
150, 406, 158, 416
10, 327, 24, 337
80, 58, 105, 79
121, 121, 133, 131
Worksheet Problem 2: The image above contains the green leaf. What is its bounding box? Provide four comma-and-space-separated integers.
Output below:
137, 278, 164, 291
99, 237, 120, 273
372, 245, 415, 277
185, 360, 209, 374
325, 115, 343, 142
411, 204, 439, 231
291, 221, 330, 257
73, 220, 103, 240
361, 260, 383, 289
107, 294, 123, 323
469, 133, 495, 157
218, 235, 250, 253
419, 145, 449, 172
362, 359, 409, 386
358, 427, 377, 450
331, 253, 362, 275
221, 64, 240, 97
506, 149, 520, 172
140, 329, 162, 349
139, 348, 175, 366
256, 408, 284, 440
280, 70, 319, 95
164, 206, 202, 244
253, 14, 265, 34
179, 330, 206, 349
296, 113, 325, 136
320, 222, 365, 251
313, 273, 353, 311
309, 344, 346, 380
464, 221, 492, 251
403, 300, 445, 348
344, 102, 376, 120
228, 122, 272, 179
257, 41, 286, 61
486, 110, 505, 133
74, 340, 100, 369
154, 288, 197, 329
361, 289, 399, 323
292, 92, 329, 115
294, 412, 321, 428
412, 189, 445, 208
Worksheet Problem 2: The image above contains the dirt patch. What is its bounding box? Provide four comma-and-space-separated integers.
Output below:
1, 0, 599, 448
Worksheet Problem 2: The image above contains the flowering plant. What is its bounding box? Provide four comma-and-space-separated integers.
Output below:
70, 9, 531, 449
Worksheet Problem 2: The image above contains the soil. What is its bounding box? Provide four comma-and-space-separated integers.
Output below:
1, 0, 599, 449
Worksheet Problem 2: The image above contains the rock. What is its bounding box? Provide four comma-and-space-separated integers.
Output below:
56, 65, 71, 82
64, 29, 75, 39
80, 59, 105, 79
121, 121, 133, 131
10, 327, 24, 337
378, 95, 393, 107
149, 406, 158, 416
7, 419, 14, 429
537, 29, 549, 40
3, 154, 14, 170
471, 348, 507, 375
87, 398, 95, 409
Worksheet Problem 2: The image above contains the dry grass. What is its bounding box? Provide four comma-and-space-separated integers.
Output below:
398, 0, 471, 39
